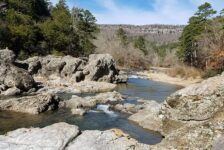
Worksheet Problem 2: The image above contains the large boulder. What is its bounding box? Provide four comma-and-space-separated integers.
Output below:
0, 49, 16, 64
23, 54, 127, 83
23, 55, 87, 78
66, 130, 150, 150
84, 54, 125, 83
161, 74, 224, 122
129, 100, 163, 132
0, 123, 149, 150
0, 123, 80, 150
0, 93, 60, 114
2, 64, 35, 91
0, 49, 36, 96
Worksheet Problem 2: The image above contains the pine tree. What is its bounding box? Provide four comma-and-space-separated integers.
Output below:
178, 2, 216, 67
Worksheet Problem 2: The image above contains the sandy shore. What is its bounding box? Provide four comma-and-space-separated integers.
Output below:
137, 69, 202, 87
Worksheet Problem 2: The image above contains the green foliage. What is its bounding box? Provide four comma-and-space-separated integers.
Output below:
0, 0, 98, 58
71, 7, 98, 56
116, 28, 128, 46
195, 2, 217, 20
155, 42, 178, 58
178, 2, 216, 67
133, 36, 148, 55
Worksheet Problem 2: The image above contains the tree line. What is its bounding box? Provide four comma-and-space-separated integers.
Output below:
178, 2, 224, 75
0, 0, 98, 59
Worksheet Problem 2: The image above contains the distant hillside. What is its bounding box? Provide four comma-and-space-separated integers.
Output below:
94, 24, 184, 69
98, 24, 184, 43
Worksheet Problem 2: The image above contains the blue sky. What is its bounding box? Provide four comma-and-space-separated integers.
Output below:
50, 0, 223, 25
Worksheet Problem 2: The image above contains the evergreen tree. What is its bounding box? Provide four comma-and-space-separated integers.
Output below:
71, 7, 98, 56
134, 36, 148, 55
40, 0, 73, 54
178, 2, 216, 67
116, 28, 128, 47
0, 0, 50, 58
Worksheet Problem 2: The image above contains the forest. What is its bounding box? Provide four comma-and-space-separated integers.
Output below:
0, 1, 224, 77
0, 0, 98, 59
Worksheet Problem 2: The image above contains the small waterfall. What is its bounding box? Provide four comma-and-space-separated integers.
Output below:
96, 105, 118, 117
128, 75, 139, 79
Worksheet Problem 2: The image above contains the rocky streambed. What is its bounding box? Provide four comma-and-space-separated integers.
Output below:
1, 48, 224, 149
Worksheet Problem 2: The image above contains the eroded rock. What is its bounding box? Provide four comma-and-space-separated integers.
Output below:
0, 93, 60, 114
23, 54, 127, 83
0, 123, 80, 150
66, 130, 150, 150
63, 91, 125, 114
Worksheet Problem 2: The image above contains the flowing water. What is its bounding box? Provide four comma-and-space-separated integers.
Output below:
0, 76, 182, 145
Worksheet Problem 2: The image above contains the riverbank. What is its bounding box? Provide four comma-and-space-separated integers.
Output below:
137, 68, 202, 87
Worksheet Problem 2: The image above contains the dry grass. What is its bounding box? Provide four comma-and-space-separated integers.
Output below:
166, 65, 202, 79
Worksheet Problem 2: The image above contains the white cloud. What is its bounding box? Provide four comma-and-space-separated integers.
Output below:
93, 0, 222, 25
50, 0, 222, 25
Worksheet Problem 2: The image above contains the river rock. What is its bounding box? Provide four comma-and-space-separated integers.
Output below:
71, 108, 86, 116
161, 74, 224, 122
65, 96, 96, 109
129, 100, 163, 132
64, 91, 125, 112
2, 64, 35, 91
73, 81, 117, 93
151, 120, 224, 150
0, 122, 80, 150
0, 93, 60, 114
0, 55, 36, 96
114, 103, 144, 114
84, 54, 118, 82
1, 87, 21, 96
35, 77, 117, 94
0, 48, 16, 63
66, 130, 150, 150
23, 54, 126, 83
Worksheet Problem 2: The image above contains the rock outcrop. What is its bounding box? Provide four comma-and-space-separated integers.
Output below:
0, 122, 149, 150
129, 73, 224, 149
0, 49, 36, 96
0, 93, 60, 114
161, 74, 224, 122
22, 54, 127, 83
129, 100, 163, 132
0, 123, 80, 150
66, 130, 149, 150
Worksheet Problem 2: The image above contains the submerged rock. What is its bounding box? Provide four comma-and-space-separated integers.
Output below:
71, 108, 86, 116
63, 91, 125, 114
0, 93, 60, 114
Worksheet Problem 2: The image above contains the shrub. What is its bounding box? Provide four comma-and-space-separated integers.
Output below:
166, 65, 202, 79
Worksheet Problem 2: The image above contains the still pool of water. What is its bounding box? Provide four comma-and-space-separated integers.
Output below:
0, 77, 182, 145
117, 78, 182, 103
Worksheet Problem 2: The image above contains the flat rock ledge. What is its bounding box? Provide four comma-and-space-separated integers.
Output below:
0, 93, 60, 114
35, 76, 117, 94
0, 123, 150, 150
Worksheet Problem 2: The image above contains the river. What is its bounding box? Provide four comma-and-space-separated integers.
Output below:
0, 77, 182, 145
